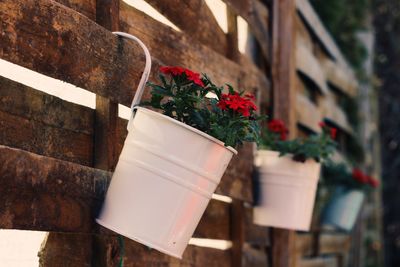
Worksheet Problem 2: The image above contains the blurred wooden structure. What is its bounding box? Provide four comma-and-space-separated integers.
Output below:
0, 0, 377, 266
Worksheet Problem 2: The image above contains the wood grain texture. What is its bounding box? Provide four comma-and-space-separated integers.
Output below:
271, 1, 298, 266
0, 77, 93, 166
0, 145, 110, 232
296, 41, 328, 95
0, 145, 231, 239
54, 0, 96, 20
144, 0, 228, 56
244, 206, 270, 246
223, 0, 270, 60
0, 0, 152, 107
243, 243, 269, 267
298, 257, 338, 267
119, 2, 270, 94
296, 93, 322, 133
121, 241, 232, 267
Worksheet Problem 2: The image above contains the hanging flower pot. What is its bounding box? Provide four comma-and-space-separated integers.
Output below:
321, 186, 365, 232
253, 120, 336, 231
253, 150, 321, 230
97, 32, 262, 258
321, 164, 379, 232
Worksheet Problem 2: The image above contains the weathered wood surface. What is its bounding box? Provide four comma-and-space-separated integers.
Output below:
54, 0, 96, 20
122, 241, 232, 267
319, 233, 351, 255
298, 257, 338, 267
144, 0, 227, 56
39, 233, 93, 267
321, 59, 357, 97
295, 0, 343, 66
0, 0, 151, 107
271, 0, 298, 266
223, 0, 270, 60
243, 243, 269, 267
0, 145, 233, 239
119, 2, 270, 93
296, 93, 322, 133
244, 206, 270, 246
296, 233, 351, 256
0, 76, 94, 166
296, 42, 328, 95
321, 98, 353, 134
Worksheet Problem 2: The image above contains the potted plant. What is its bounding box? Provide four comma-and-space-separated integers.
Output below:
97, 32, 263, 258
321, 163, 379, 232
253, 121, 337, 231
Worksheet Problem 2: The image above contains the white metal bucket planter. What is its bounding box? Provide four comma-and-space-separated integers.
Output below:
253, 150, 321, 231
321, 186, 365, 232
96, 32, 237, 258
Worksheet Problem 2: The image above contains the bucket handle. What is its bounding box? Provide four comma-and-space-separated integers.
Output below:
113, 32, 152, 111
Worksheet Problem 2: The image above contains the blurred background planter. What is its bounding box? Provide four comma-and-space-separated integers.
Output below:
322, 186, 365, 232
253, 150, 321, 231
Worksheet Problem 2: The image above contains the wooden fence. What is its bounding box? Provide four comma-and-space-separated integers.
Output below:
0, 0, 371, 266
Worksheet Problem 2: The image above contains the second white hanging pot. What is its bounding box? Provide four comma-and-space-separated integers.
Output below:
253, 150, 321, 231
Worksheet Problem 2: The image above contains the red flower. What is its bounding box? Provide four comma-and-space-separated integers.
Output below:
330, 128, 337, 139
268, 119, 288, 140
160, 66, 204, 87
217, 93, 257, 117
319, 121, 327, 128
160, 66, 185, 76
366, 176, 379, 188
352, 168, 368, 184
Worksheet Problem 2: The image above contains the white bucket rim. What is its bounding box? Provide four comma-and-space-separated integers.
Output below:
256, 149, 319, 164
133, 107, 238, 155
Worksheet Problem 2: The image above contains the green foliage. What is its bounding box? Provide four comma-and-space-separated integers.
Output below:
310, 0, 370, 74
143, 69, 263, 148
322, 163, 377, 191
261, 121, 337, 163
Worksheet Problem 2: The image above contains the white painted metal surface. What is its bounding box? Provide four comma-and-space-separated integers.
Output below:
253, 150, 321, 231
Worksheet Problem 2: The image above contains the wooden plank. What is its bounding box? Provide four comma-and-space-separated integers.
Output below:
0, 110, 93, 166
296, 41, 328, 95
216, 143, 254, 202
321, 59, 358, 97
296, 93, 322, 133
244, 206, 270, 246
319, 234, 351, 255
296, 0, 356, 82
223, 0, 270, 60
243, 243, 269, 267
296, 233, 314, 256
144, 0, 228, 56
0, 0, 154, 107
0, 145, 109, 232
119, 2, 270, 93
54, 0, 96, 20
321, 97, 353, 134
298, 257, 338, 267
0, 77, 93, 166
91, 1, 121, 266
0, 145, 231, 239
271, 0, 297, 266
193, 200, 230, 240
231, 200, 245, 267
0, 76, 93, 135
38, 233, 94, 267
121, 241, 232, 267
